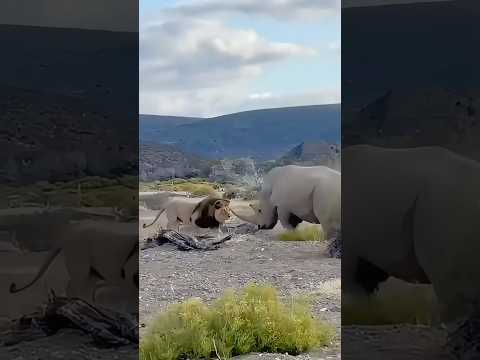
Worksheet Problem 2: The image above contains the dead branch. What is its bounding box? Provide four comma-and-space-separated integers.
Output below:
142, 230, 233, 251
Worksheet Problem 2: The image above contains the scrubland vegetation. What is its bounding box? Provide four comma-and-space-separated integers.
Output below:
140, 284, 334, 360
140, 178, 221, 197
0, 175, 137, 212
278, 225, 325, 242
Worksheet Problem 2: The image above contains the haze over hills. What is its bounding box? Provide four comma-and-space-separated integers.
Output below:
0, 25, 137, 183
342, 0, 480, 110
343, 0, 480, 162
140, 104, 340, 161
1, 24, 137, 117
140, 143, 214, 181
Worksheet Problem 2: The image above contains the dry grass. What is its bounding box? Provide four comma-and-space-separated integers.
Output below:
140, 179, 220, 197
0, 176, 137, 214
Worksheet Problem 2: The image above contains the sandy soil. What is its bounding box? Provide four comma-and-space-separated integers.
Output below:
139, 198, 341, 359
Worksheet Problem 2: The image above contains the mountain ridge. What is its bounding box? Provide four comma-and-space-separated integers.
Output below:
140, 104, 341, 161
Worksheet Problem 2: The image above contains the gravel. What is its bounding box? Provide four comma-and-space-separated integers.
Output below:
139, 203, 341, 359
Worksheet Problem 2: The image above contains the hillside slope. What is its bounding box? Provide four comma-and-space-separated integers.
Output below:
140, 104, 340, 160
140, 143, 213, 181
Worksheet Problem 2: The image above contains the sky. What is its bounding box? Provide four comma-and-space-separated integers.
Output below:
139, 0, 341, 117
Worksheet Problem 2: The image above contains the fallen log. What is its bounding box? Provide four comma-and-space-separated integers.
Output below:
1, 295, 138, 347
142, 230, 233, 251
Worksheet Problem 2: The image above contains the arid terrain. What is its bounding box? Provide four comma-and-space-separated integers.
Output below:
0, 243, 138, 360
139, 195, 341, 359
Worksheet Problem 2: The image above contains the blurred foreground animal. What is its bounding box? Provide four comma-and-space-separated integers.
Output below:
142, 194, 231, 232
0, 206, 132, 253
342, 144, 480, 321
9, 220, 138, 307
139, 192, 187, 210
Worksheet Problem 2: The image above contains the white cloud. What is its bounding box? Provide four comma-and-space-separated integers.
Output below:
140, 18, 317, 116
242, 89, 340, 111
164, 0, 340, 22
249, 92, 273, 100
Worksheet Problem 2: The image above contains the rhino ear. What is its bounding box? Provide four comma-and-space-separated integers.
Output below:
214, 200, 222, 209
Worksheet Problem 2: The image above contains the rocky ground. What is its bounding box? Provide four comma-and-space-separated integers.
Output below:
139, 199, 341, 359
0, 238, 138, 359
0, 330, 138, 360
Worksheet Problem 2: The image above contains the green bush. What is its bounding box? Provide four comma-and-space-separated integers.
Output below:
278, 225, 324, 242
342, 282, 440, 326
140, 284, 334, 360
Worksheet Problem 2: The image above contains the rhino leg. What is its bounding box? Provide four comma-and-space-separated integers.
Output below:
278, 208, 300, 230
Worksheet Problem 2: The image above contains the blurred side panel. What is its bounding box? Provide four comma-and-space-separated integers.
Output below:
342, 0, 480, 359
0, 1, 139, 358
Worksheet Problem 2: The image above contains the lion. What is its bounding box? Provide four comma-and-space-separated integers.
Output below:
142, 194, 231, 232
9, 220, 138, 305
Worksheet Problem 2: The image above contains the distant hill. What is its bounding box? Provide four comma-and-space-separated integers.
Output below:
342, 0, 480, 161
0, 25, 137, 184
0, 24, 137, 117
140, 143, 214, 181
278, 142, 341, 170
343, 88, 480, 160
140, 140, 343, 182
342, 0, 480, 109
259, 142, 341, 173
139, 104, 340, 160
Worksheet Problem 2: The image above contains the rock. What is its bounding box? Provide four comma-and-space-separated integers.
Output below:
222, 223, 259, 235
326, 230, 341, 258
447, 310, 480, 360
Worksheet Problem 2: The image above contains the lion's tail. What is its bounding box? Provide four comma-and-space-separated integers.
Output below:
143, 207, 166, 229
10, 248, 62, 293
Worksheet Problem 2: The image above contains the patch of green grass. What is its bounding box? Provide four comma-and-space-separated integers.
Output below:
140, 284, 334, 360
140, 179, 221, 197
278, 225, 324, 242
342, 281, 441, 326
0, 176, 137, 212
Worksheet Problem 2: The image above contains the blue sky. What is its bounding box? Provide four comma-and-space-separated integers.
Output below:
140, 0, 340, 117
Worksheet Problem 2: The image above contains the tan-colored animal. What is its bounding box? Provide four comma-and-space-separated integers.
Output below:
139, 192, 187, 210
142, 195, 231, 231
9, 220, 138, 305
222, 189, 236, 200
0, 206, 131, 253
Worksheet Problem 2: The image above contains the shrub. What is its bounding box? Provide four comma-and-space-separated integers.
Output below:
140, 284, 334, 360
342, 281, 440, 326
278, 225, 324, 242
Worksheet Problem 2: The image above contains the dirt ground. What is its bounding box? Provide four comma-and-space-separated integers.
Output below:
139, 198, 341, 359
0, 252, 139, 359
